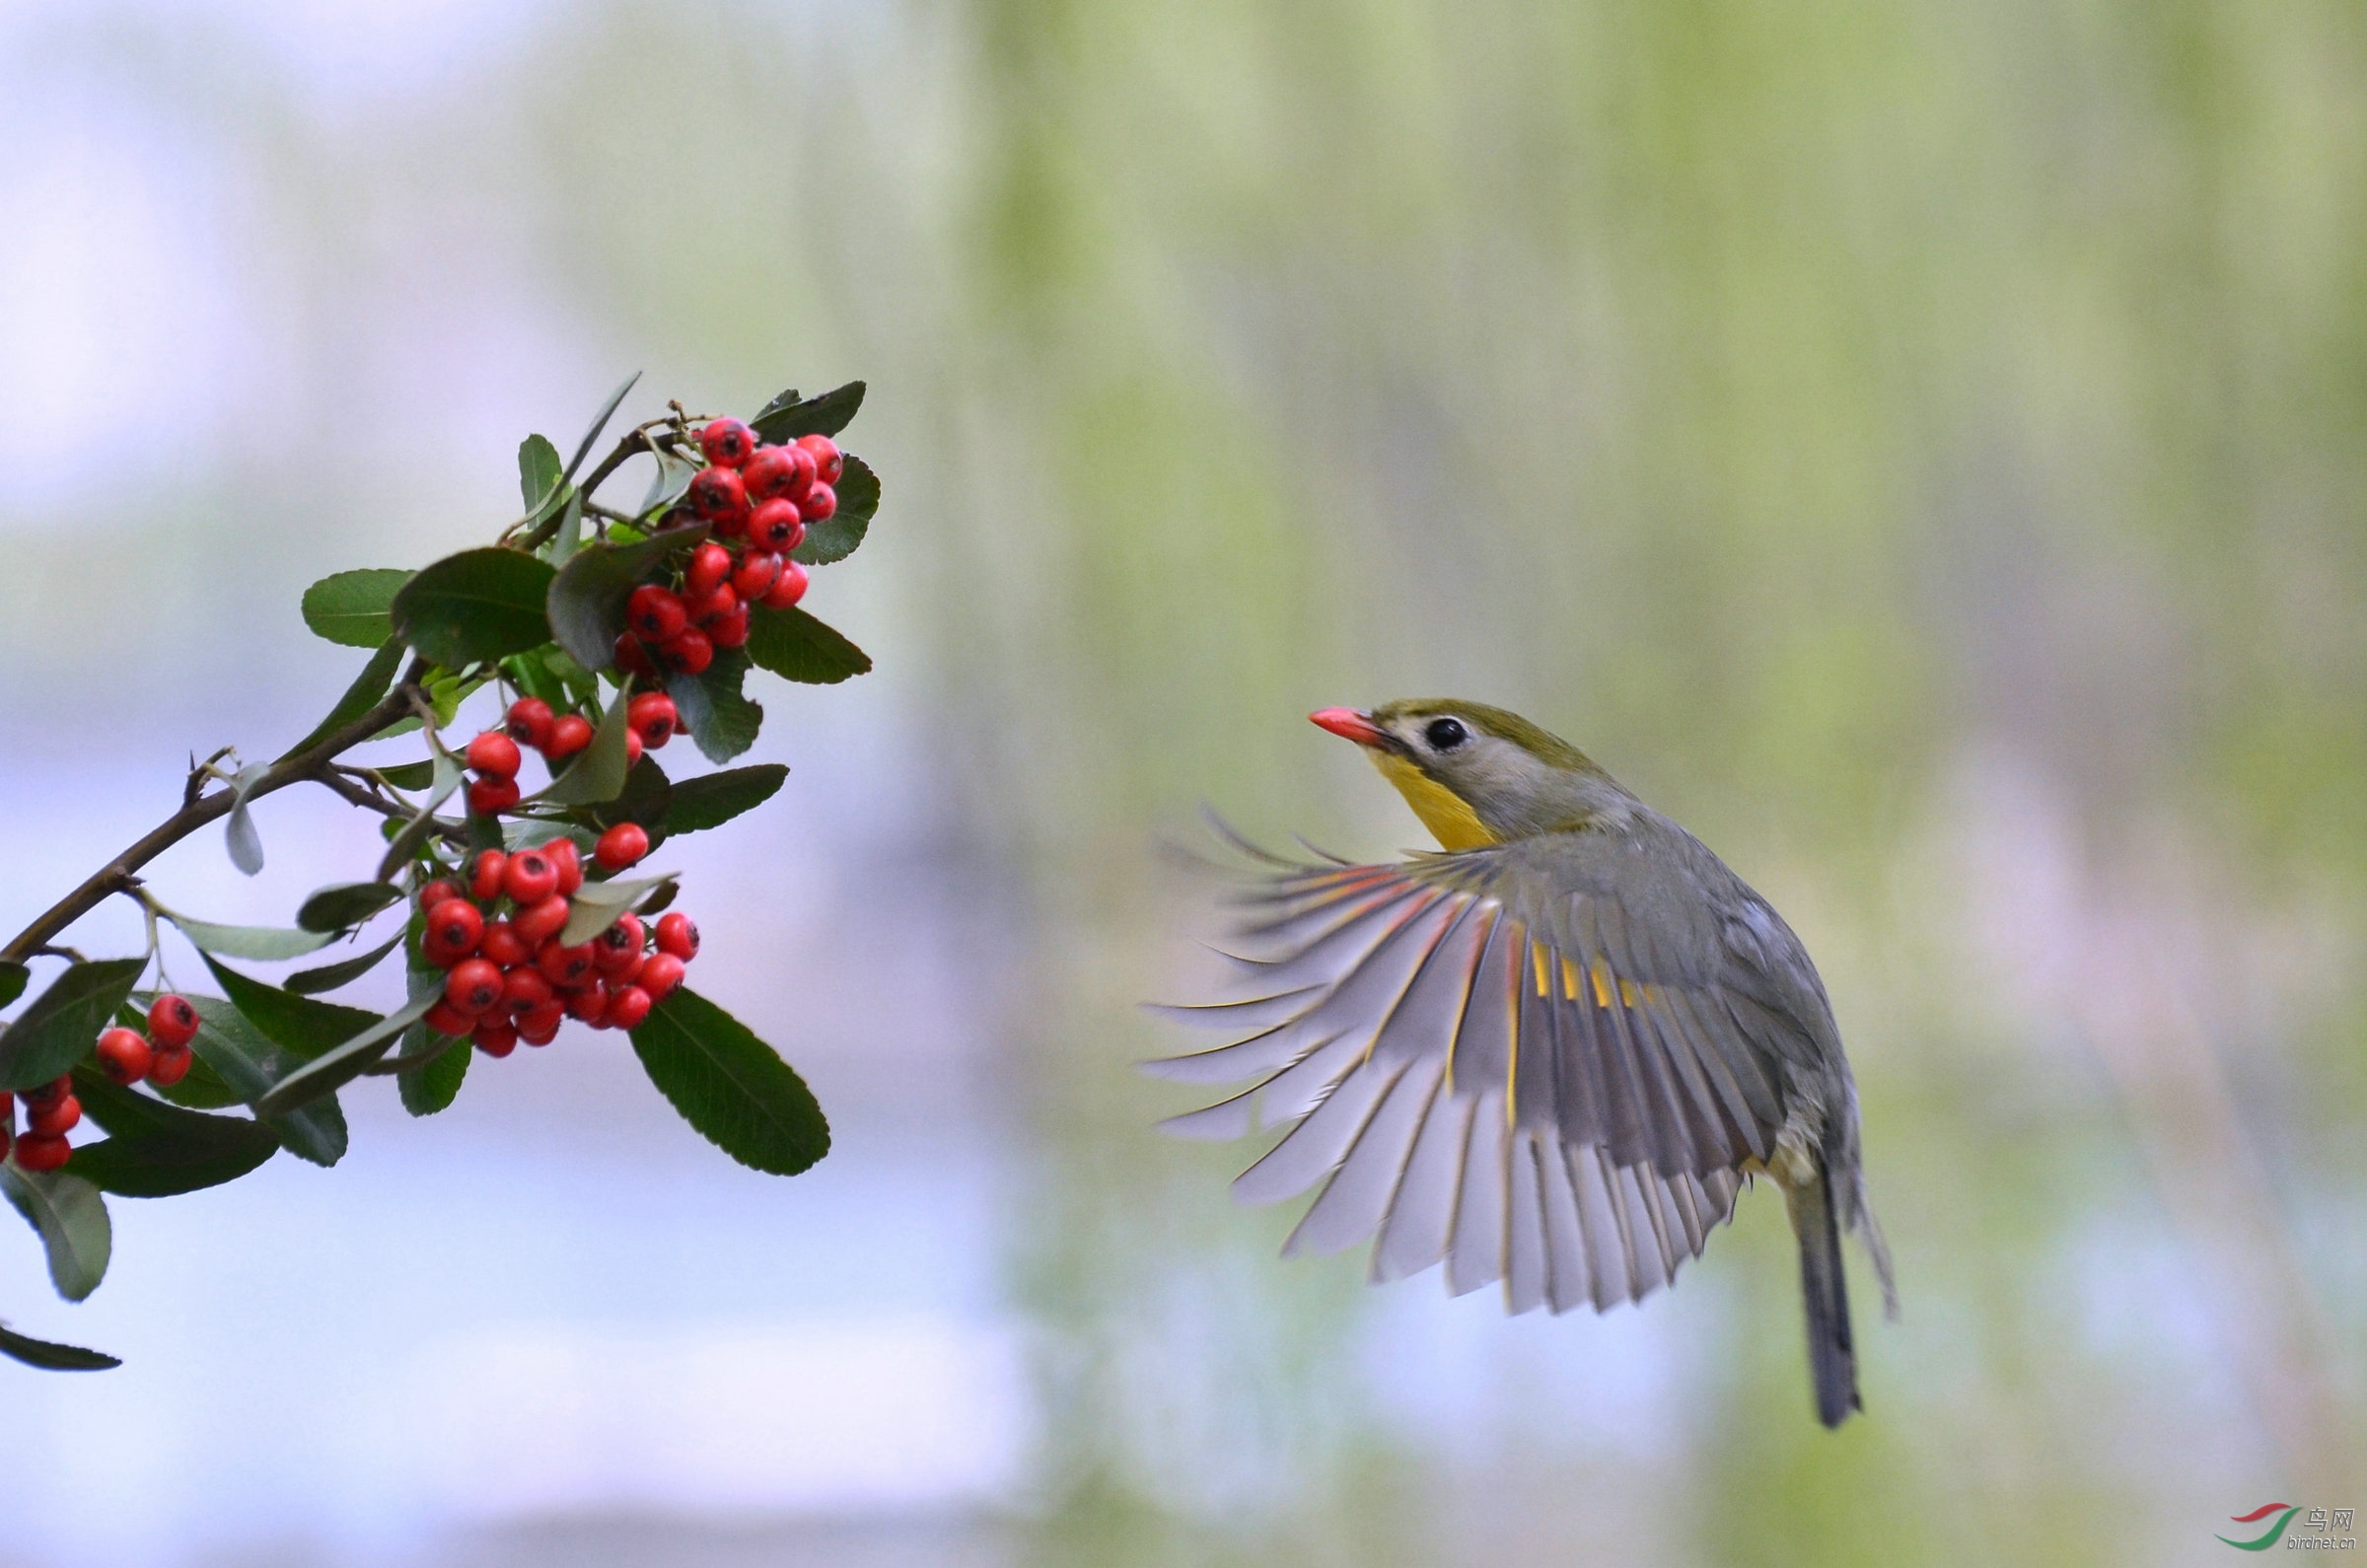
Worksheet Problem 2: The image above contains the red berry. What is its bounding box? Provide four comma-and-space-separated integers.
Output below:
506, 697, 555, 750
517, 1002, 566, 1044
467, 776, 521, 817
751, 498, 803, 553
614, 633, 658, 677
685, 542, 734, 598
595, 822, 650, 871
147, 993, 201, 1050
594, 913, 646, 972
478, 917, 530, 969
13, 1133, 70, 1173
546, 836, 585, 895
513, 894, 572, 949
19, 1074, 70, 1108
628, 585, 689, 642
628, 692, 679, 748
567, 978, 611, 1023
470, 849, 509, 902
624, 730, 645, 768
689, 583, 739, 626
446, 959, 505, 1016
761, 559, 810, 609
146, 1044, 191, 1087
471, 1020, 520, 1057
605, 984, 654, 1030
732, 551, 782, 601
662, 628, 714, 675
96, 1027, 154, 1086
688, 466, 747, 520
425, 1001, 476, 1037
538, 941, 598, 989
423, 898, 485, 966
799, 482, 836, 523
698, 418, 756, 467
796, 433, 844, 485
638, 953, 686, 1003
782, 443, 820, 495
742, 444, 797, 499
28, 1095, 81, 1137
710, 502, 751, 539
503, 849, 560, 906
655, 912, 701, 961
417, 879, 462, 912
545, 715, 594, 761
502, 967, 554, 1016
466, 731, 522, 778
710, 605, 751, 649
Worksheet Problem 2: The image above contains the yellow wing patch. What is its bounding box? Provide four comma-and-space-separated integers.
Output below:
1369, 751, 1496, 850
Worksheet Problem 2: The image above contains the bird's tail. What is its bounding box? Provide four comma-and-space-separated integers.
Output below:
1785, 1167, 1860, 1429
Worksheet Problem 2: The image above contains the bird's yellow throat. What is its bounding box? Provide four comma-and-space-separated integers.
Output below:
1369, 750, 1497, 850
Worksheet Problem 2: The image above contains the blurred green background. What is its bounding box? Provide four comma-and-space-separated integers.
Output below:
1, 0, 2361, 1563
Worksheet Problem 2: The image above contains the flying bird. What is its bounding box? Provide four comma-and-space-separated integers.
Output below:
1149, 701, 1895, 1426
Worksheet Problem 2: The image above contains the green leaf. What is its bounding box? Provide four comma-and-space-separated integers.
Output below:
0, 1167, 111, 1302
378, 751, 465, 870
0, 1322, 118, 1371
295, 882, 403, 934
117, 1001, 239, 1108
518, 433, 564, 516
397, 1027, 469, 1117
0, 960, 145, 1093
791, 455, 879, 566
200, 956, 381, 1060
628, 987, 829, 1176
0, 962, 26, 1009
543, 520, 707, 674
64, 1066, 279, 1198
745, 606, 872, 685
591, 755, 673, 832
640, 450, 699, 519
284, 933, 405, 995
225, 760, 268, 876
163, 910, 339, 962
170, 994, 347, 1166
280, 639, 406, 761
667, 648, 764, 762
751, 380, 864, 444
566, 371, 642, 480
550, 490, 585, 567
538, 685, 634, 806
301, 569, 412, 649
389, 548, 557, 668
559, 874, 677, 947
663, 764, 786, 836
254, 984, 439, 1118
370, 759, 438, 792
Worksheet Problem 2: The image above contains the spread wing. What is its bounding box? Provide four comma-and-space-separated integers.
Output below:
1147, 834, 1797, 1314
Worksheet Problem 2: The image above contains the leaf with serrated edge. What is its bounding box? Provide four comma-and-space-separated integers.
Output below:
165, 911, 339, 961
745, 606, 872, 685
0, 960, 145, 1093
171, 994, 347, 1166
280, 639, 405, 760
390, 548, 557, 668
301, 569, 412, 649
628, 987, 829, 1175
791, 455, 879, 566
64, 1066, 278, 1198
537, 685, 633, 806
295, 882, 403, 934
560, 874, 677, 947
667, 649, 763, 762
397, 1026, 469, 1117
663, 765, 786, 835
0, 1322, 118, 1371
0, 1167, 111, 1302
751, 380, 864, 444
285, 933, 404, 996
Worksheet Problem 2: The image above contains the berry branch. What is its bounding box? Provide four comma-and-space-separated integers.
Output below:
0, 376, 878, 1372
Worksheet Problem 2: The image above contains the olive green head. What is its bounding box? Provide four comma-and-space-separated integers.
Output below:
1310, 700, 1631, 847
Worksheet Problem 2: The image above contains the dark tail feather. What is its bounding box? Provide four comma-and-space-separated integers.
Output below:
1785, 1168, 1860, 1428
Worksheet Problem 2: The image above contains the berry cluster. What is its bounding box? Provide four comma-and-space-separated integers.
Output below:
466, 692, 681, 818
611, 421, 842, 679
8, 995, 197, 1172
415, 840, 697, 1057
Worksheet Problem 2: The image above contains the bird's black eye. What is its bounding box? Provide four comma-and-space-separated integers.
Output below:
1424, 718, 1469, 751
